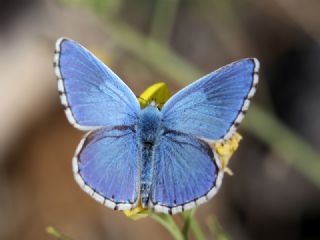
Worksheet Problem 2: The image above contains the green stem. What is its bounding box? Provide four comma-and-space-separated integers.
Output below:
181, 209, 206, 240
244, 104, 320, 186
188, 218, 206, 240
150, 214, 184, 240
181, 209, 194, 239
149, 0, 180, 45
206, 215, 230, 240
46, 226, 72, 240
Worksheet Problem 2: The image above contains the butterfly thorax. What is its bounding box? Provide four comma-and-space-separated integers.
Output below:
136, 105, 163, 207
137, 105, 163, 146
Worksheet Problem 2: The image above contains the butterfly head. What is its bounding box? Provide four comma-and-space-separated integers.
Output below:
148, 100, 162, 110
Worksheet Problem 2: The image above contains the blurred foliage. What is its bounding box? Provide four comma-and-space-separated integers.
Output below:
149, 0, 180, 45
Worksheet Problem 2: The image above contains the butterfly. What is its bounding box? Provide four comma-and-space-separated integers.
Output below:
54, 38, 259, 215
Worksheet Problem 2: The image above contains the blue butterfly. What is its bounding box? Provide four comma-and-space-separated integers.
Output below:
54, 38, 259, 214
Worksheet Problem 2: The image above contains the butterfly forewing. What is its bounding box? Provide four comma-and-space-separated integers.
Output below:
161, 58, 259, 141
54, 38, 140, 130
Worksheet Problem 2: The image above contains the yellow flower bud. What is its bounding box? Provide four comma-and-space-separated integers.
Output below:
213, 133, 242, 175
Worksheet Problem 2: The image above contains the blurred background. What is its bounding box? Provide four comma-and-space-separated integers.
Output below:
1, 0, 320, 239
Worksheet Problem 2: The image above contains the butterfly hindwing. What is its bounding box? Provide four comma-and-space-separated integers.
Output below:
161, 58, 259, 141
150, 131, 223, 214
54, 38, 140, 130
73, 126, 140, 210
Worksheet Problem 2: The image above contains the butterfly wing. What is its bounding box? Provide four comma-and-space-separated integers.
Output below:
150, 131, 223, 214
54, 38, 140, 130
74, 126, 139, 210
161, 58, 259, 141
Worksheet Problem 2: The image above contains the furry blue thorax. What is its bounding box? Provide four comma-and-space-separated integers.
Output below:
137, 105, 163, 146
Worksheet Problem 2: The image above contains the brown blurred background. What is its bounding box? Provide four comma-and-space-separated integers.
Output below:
1, 0, 320, 239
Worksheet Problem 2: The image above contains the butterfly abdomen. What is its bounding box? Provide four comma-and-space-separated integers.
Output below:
140, 146, 155, 207
137, 106, 163, 207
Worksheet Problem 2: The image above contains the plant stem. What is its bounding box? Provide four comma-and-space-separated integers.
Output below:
181, 209, 206, 240
150, 214, 184, 240
149, 0, 180, 45
244, 104, 320, 186
181, 209, 194, 239
46, 226, 72, 240
206, 215, 230, 240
